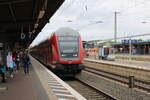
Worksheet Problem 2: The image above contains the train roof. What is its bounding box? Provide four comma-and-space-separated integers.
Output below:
55, 27, 80, 36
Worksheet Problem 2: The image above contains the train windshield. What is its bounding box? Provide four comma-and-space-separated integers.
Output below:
58, 36, 79, 60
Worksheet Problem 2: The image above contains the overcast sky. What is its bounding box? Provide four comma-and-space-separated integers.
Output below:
31, 0, 150, 47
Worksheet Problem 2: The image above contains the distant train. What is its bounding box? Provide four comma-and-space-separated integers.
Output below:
30, 27, 84, 76
99, 46, 109, 60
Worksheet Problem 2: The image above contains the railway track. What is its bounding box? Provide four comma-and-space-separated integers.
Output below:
65, 78, 114, 100
84, 65, 150, 92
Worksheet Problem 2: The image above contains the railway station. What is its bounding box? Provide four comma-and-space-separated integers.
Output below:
0, 0, 150, 100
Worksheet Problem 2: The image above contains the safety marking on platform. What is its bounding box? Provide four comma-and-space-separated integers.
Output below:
58, 98, 74, 100
45, 73, 80, 100
49, 85, 66, 89
57, 95, 77, 100
47, 77, 54, 79
48, 83, 62, 86
47, 81, 61, 84
46, 75, 77, 100
47, 78, 57, 81
58, 97, 77, 100
47, 79, 58, 82
48, 78, 73, 98
52, 89, 69, 92
53, 90, 71, 94
48, 84, 64, 87
48, 79, 57, 81
56, 93, 74, 97
48, 81, 58, 83
56, 94, 75, 100
53, 89, 72, 94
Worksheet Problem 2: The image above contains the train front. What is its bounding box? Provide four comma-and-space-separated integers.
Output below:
55, 28, 84, 75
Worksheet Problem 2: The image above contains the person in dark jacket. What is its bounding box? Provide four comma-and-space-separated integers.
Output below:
22, 52, 30, 74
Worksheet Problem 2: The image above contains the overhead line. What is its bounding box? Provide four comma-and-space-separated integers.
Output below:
120, 0, 150, 15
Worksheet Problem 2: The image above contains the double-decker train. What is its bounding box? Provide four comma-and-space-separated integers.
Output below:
30, 27, 84, 76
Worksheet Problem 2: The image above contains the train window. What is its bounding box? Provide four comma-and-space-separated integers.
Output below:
58, 36, 78, 41
58, 36, 79, 59
104, 48, 109, 55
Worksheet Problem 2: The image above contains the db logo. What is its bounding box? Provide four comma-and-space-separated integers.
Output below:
68, 61, 72, 64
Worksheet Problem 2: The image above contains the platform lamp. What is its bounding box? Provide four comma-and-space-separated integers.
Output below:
38, 10, 45, 19
32, 30, 35, 34
34, 23, 38, 29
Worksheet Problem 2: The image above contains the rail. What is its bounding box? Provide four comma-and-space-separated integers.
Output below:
84, 66, 150, 92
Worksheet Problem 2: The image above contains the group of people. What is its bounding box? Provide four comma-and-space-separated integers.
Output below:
0, 50, 30, 82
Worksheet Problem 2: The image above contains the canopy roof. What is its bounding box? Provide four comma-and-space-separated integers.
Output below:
0, 0, 64, 48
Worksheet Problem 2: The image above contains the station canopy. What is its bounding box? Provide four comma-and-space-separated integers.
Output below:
0, 0, 64, 48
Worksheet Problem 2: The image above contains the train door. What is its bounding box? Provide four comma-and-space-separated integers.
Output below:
48, 45, 52, 63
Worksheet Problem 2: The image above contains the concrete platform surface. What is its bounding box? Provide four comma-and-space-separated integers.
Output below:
0, 67, 49, 100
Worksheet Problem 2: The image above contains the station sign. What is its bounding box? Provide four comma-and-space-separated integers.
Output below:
122, 39, 142, 44
21, 33, 26, 39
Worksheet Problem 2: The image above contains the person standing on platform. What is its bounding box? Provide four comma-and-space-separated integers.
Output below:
7, 52, 14, 78
19, 50, 24, 68
22, 51, 30, 74
0, 64, 6, 82
15, 51, 20, 70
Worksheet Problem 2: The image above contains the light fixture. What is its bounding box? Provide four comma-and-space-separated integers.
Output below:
38, 10, 45, 19
32, 30, 35, 33
34, 23, 38, 29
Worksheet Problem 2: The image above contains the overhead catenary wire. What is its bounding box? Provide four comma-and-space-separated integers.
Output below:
120, 0, 150, 15
117, 0, 150, 22
75, 0, 86, 20
50, 0, 76, 22
78, 0, 112, 21
74, 0, 114, 30
58, 0, 75, 15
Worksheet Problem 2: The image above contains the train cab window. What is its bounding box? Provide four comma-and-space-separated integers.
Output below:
104, 48, 109, 55
58, 36, 79, 59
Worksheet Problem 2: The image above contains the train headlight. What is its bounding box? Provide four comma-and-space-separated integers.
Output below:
61, 54, 66, 56
73, 54, 78, 56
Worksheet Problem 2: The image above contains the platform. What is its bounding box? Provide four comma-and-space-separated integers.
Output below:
85, 58, 150, 71
0, 56, 86, 100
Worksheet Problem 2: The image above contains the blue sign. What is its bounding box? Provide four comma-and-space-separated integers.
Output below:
122, 39, 142, 44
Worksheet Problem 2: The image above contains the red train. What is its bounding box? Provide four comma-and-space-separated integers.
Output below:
31, 27, 84, 76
